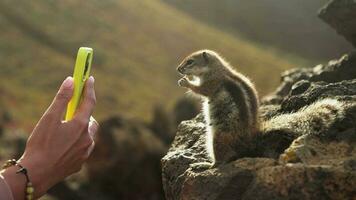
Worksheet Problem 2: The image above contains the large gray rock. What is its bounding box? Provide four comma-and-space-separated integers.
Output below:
319, 0, 356, 48
161, 52, 356, 200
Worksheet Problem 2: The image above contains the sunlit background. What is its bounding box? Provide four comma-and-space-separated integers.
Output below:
0, 0, 352, 199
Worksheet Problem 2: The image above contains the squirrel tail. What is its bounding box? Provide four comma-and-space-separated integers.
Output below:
261, 98, 345, 136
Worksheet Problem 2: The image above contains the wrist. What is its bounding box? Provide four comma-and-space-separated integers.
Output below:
17, 156, 53, 198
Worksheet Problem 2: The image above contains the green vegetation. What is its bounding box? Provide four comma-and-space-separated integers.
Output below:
0, 0, 299, 128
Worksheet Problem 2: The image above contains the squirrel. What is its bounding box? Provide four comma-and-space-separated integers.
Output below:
177, 50, 259, 166
177, 49, 346, 167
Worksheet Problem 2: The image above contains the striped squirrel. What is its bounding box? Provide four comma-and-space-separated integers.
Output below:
177, 50, 345, 167
177, 50, 259, 166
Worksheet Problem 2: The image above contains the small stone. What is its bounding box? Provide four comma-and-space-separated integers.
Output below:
290, 80, 311, 95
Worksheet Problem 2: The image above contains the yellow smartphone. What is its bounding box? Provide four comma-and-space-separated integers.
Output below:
65, 47, 93, 121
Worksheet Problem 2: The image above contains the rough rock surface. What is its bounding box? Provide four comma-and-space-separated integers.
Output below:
319, 0, 356, 48
162, 52, 356, 199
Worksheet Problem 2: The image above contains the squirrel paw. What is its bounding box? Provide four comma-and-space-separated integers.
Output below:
178, 77, 190, 87
189, 162, 214, 171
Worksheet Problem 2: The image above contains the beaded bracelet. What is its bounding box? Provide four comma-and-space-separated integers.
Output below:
2, 159, 34, 200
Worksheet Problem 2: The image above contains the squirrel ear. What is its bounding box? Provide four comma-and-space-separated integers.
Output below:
202, 51, 209, 62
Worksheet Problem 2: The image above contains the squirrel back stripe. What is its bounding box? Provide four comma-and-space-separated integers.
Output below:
227, 72, 259, 130
222, 78, 251, 133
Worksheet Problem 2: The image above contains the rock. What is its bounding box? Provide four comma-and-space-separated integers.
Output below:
263, 52, 356, 105
280, 80, 356, 113
149, 105, 175, 145
86, 115, 167, 200
150, 98, 199, 145
319, 0, 356, 48
172, 97, 200, 127
162, 52, 356, 200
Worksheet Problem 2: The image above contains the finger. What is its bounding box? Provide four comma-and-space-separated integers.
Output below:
88, 116, 99, 140
45, 77, 74, 117
74, 76, 96, 121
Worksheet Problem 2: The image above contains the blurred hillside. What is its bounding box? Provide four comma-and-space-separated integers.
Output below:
164, 0, 354, 62
0, 0, 300, 128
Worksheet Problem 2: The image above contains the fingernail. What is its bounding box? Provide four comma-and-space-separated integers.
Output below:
90, 116, 98, 125
89, 122, 98, 139
87, 142, 95, 156
88, 76, 95, 84
62, 76, 73, 89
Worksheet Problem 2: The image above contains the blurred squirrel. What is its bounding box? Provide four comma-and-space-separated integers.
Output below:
177, 50, 345, 167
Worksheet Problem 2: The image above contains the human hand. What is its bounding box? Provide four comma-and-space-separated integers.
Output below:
3, 76, 98, 199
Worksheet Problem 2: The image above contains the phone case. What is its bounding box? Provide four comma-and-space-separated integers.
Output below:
65, 47, 93, 121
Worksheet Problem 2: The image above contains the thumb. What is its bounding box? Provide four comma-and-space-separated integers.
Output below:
45, 77, 74, 117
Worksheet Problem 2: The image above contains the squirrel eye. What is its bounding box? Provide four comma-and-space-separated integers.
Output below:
186, 59, 194, 65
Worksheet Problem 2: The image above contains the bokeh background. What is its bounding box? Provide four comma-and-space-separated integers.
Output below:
0, 0, 352, 199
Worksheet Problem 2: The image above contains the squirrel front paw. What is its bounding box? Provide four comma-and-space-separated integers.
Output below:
178, 77, 190, 87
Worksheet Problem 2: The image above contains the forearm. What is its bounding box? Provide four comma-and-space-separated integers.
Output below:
0, 173, 14, 200
1, 166, 27, 200
1, 158, 51, 200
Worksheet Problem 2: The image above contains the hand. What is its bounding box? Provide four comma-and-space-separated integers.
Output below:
2, 76, 98, 199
